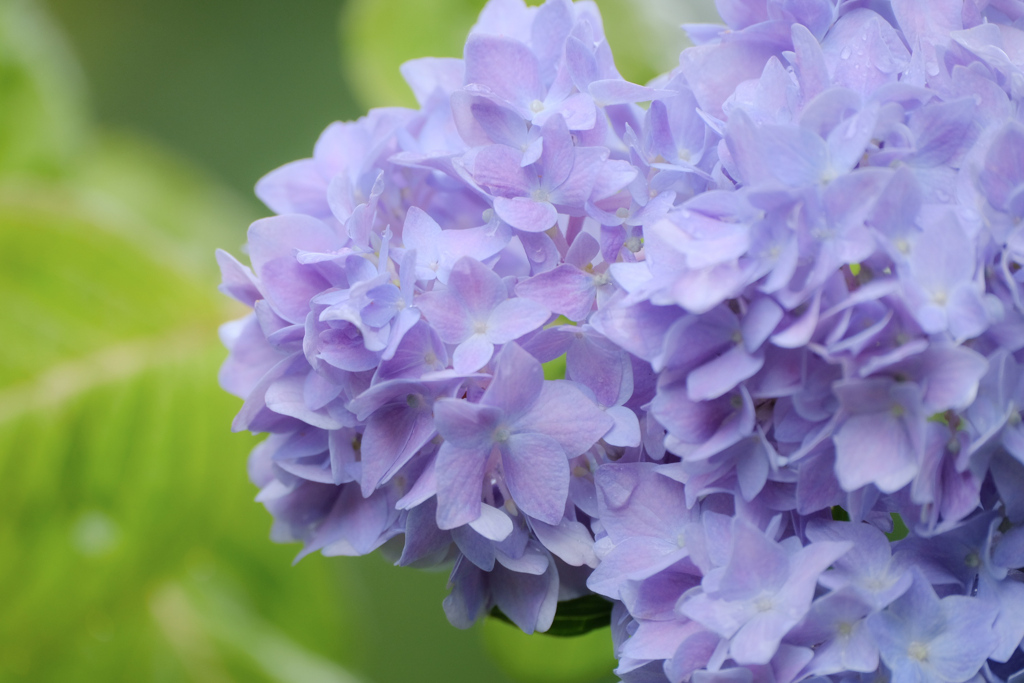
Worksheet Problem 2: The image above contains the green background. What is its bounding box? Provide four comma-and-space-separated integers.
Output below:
0, 0, 716, 680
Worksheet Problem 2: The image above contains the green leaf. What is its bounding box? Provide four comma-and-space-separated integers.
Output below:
831, 505, 851, 522
339, 0, 719, 110
0, 191, 374, 680
543, 354, 567, 381
0, 0, 89, 176
0, 198, 224, 389
887, 512, 910, 541
490, 594, 614, 638
0, 345, 368, 681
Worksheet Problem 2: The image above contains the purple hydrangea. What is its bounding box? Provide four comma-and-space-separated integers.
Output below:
219, 0, 1024, 680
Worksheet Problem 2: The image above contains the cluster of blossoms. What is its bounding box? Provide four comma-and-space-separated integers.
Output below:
218, 0, 1024, 681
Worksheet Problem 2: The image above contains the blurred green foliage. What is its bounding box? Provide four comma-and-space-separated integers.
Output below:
42, 0, 363, 205
0, 0, 708, 679
0, 0, 87, 175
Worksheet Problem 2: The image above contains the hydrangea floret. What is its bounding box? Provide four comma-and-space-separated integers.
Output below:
218, 0, 1024, 680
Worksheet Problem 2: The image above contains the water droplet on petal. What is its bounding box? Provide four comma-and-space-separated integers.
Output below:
840, 46, 852, 60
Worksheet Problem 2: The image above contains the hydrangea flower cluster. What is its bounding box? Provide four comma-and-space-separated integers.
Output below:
218, 0, 1024, 681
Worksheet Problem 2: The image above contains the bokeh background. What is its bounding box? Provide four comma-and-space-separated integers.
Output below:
0, 0, 718, 680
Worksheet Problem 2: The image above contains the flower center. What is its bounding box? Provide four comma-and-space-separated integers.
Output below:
865, 575, 888, 591
908, 642, 929, 662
